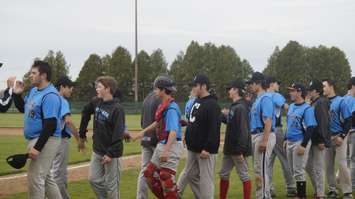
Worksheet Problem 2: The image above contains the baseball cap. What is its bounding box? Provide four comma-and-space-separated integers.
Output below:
153, 75, 177, 92
0, 63, 3, 68
265, 76, 281, 86
227, 80, 245, 91
190, 74, 210, 88
246, 72, 265, 84
55, 76, 75, 88
307, 79, 323, 93
348, 77, 355, 89
288, 82, 306, 95
6, 153, 28, 169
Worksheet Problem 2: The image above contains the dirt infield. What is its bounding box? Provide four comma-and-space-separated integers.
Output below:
0, 127, 24, 136
0, 128, 142, 136
0, 128, 142, 197
0, 154, 142, 197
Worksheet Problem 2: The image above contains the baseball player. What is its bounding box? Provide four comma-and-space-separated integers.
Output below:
133, 75, 183, 199
50, 76, 83, 199
82, 76, 126, 199
176, 88, 201, 198
285, 83, 317, 199
219, 80, 252, 199
246, 72, 275, 199
323, 79, 353, 199
12, 60, 63, 199
78, 88, 126, 140
264, 76, 296, 197
0, 77, 16, 112
136, 90, 161, 199
306, 79, 330, 199
177, 74, 221, 199
345, 77, 355, 191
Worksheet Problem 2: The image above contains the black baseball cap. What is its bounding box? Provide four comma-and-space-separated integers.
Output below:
265, 76, 281, 85
6, 153, 28, 169
246, 72, 265, 84
227, 80, 245, 91
307, 79, 323, 93
190, 74, 210, 87
0, 63, 3, 68
288, 82, 306, 94
348, 77, 355, 89
153, 75, 177, 92
55, 76, 75, 89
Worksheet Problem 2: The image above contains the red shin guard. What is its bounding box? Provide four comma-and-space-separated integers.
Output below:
219, 179, 229, 199
159, 167, 177, 199
243, 180, 251, 199
144, 163, 164, 199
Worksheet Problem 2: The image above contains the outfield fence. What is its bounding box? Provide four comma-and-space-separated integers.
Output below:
5, 101, 232, 115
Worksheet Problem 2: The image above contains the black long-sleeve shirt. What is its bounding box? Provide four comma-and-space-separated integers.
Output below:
221, 99, 251, 156
311, 96, 331, 147
79, 97, 100, 138
92, 99, 125, 158
0, 88, 13, 113
185, 95, 221, 154
13, 93, 25, 113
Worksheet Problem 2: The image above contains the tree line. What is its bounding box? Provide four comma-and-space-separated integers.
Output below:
22, 40, 352, 102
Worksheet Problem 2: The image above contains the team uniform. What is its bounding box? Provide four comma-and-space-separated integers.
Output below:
249, 92, 275, 199
88, 98, 126, 199
219, 99, 252, 199
285, 102, 317, 198
136, 91, 160, 199
266, 91, 296, 194
305, 96, 330, 198
178, 95, 221, 199
18, 84, 63, 199
325, 96, 353, 196
50, 96, 72, 199
143, 99, 183, 199
343, 94, 355, 190
176, 97, 200, 198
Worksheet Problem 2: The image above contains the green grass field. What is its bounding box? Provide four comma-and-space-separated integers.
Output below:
0, 135, 142, 176
2, 154, 301, 199
0, 113, 143, 175
0, 113, 142, 130
0, 113, 328, 198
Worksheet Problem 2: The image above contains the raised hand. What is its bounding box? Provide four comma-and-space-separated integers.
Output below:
7, 76, 16, 88
14, 80, 24, 94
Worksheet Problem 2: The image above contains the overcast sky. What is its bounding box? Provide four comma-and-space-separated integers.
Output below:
1, 0, 355, 88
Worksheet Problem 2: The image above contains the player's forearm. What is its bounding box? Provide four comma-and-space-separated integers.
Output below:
301, 126, 315, 147
33, 118, 56, 151
13, 93, 25, 113
341, 117, 352, 138
67, 121, 80, 142
263, 118, 272, 142
163, 131, 177, 153
142, 121, 158, 134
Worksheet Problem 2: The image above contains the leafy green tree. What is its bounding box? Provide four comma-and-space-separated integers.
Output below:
75, 54, 103, 100
169, 41, 253, 101
150, 49, 168, 75
263, 41, 351, 95
43, 50, 69, 83
109, 47, 133, 100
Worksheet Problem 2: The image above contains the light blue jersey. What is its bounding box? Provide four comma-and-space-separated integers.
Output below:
24, 84, 62, 140
250, 93, 274, 134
